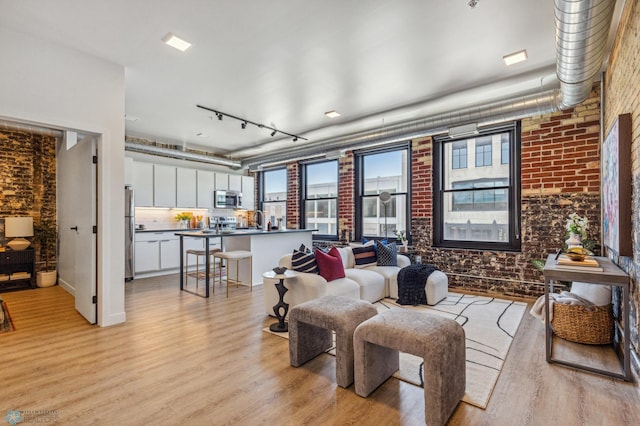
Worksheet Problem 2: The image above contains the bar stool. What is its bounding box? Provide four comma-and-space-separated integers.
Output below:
213, 250, 253, 297
185, 248, 221, 291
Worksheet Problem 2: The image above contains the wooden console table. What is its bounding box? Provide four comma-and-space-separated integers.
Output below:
542, 254, 631, 381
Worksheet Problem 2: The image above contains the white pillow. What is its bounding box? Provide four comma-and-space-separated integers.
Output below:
571, 282, 611, 306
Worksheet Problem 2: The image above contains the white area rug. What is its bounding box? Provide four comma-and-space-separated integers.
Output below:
264, 292, 526, 409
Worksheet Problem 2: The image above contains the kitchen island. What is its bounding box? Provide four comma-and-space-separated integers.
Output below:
175, 228, 313, 298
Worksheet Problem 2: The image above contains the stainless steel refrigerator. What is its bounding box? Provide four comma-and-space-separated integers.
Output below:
125, 187, 135, 281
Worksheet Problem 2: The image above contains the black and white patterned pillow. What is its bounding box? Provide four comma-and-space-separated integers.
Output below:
376, 241, 397, 266
292, 249, 319, 273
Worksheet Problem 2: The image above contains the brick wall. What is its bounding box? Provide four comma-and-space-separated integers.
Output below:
286, 162, 300, 230
338, 153, 355, 241
0, 129, 57, 270
602, 0, 640, 374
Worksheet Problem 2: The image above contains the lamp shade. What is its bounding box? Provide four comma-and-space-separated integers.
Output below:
5, 217, 34, 237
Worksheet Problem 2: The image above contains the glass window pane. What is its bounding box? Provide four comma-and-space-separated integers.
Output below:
305, 199, 336, 234
443, 192, 509, 242
306, 161, 337, 198
363, 150, 408, 195
362, 194, 407, 238
475, 137, 492, 167
501, 133, 510, 164
263, 201, 286, 222
264, 169, 287, 201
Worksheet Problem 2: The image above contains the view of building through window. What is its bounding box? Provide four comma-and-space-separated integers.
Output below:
304, 161, 338, 236
261, 168, 287, 226
440, 130, 513, 243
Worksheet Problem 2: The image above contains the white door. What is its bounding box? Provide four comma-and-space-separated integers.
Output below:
57, 135, 97, 324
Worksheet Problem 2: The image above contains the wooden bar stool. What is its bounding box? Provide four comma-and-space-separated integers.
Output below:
213, 250, 253, 297
186, 248, 221, 292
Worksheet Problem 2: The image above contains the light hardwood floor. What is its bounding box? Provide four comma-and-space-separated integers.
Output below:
1, 275, 638, 425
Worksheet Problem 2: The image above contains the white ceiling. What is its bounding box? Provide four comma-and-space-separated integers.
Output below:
0, 1, 593, 161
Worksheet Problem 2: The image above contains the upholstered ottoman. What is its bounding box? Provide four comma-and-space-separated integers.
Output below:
354, 309, 465, 426
288, 296, 378, 388
393, 264, 449, 306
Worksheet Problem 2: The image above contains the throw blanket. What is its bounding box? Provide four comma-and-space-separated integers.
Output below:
530, 291, 594, 323
397, 264, 438, 305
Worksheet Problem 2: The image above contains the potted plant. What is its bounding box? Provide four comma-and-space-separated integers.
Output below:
174, 212, 193, 229
395, 230, 408, 252
33, 219, 58, 287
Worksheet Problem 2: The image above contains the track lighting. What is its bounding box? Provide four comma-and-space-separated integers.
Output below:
196, 104, 308, 142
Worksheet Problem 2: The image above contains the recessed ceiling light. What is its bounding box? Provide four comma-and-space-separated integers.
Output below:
162, 33, 192, 52
503, 49, 527, 66
325, 110, 341, 118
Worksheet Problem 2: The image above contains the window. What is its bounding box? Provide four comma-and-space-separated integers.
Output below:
356, 145, 410, 241
433, 124, 521, 251
501, 134, 509, 164
259, 168, 287, 225
452, 141, 467, 169
475, 137, 492, 167
302, 160, 338, 238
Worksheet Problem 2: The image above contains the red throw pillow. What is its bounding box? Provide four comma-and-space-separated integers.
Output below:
314, 247, 346, 282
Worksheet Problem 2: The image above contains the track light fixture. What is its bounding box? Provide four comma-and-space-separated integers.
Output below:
196, 104, 308, 142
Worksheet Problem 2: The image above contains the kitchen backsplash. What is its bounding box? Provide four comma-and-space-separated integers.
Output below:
135, 207, 250, 230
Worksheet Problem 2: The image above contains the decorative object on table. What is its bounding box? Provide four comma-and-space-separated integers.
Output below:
33, 219, 58, 287
4, 217, 34, 251
379, 191, 392, 238
395, 230, 408, 251
565, 213, 588, 248
563, 247, 590, 262
174, 212, 193, 229
272, 266, 287, 275
264, 270, 297, 332
602, 113, 632, 256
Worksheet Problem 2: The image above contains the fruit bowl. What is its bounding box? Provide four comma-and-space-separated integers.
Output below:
564, 247, 591, 261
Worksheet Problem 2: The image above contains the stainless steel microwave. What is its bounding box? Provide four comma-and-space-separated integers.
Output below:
214, 190, 242, 209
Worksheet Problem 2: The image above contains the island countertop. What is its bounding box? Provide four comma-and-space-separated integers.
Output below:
174, 228, 314, 237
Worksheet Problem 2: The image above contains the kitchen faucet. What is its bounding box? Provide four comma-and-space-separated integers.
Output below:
254, 210, 264, 230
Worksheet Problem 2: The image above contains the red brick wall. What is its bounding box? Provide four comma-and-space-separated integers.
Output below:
411, 137, 433, 220
338, 153, 355, 241
286, 162, 300, 230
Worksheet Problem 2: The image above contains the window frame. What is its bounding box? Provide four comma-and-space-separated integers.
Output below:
300, 159, 339, 240
433, 122, 521, 251
258, 167, 288, 227
354, 142, 411, 243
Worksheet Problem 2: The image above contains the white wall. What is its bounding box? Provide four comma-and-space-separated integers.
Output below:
0, 27, 126, 326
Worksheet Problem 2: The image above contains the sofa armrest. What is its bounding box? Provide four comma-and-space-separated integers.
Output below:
397, 254, 411, 268
263, 271, 329, 316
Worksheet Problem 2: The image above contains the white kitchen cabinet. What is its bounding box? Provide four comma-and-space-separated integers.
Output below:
176, 167, 197, 208
215, 172, 229, 190
135, 240, 160, 272
160, 238, 181, 270
132, 162, 154, 206
124, 157, 134, 187
241, 175, 255, 211
228, 174, 242, 192
154, 165, 177, 207
196, 170, 215, 208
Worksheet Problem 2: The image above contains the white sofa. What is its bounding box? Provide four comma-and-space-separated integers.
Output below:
264, 246, 413, 316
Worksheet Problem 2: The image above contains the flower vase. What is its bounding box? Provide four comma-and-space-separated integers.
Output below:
180, 219, 189, 229
566, 233, 582, 248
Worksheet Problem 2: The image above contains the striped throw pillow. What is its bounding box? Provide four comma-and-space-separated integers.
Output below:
352, 245, 377, 268
292, 249, 319, 274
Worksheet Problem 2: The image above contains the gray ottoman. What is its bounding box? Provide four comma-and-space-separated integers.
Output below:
288, 296, 378, 388
354, 309, 465, 426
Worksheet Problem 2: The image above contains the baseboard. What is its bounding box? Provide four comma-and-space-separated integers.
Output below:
57, 278, 75, 296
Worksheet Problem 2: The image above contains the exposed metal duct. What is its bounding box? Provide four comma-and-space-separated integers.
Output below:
555, 0, 616, 109
242, 0, 616, 170
125, 141, 242, 169
243, 90, 562, 169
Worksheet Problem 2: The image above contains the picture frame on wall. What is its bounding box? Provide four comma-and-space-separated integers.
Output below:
602, 113, 632, 256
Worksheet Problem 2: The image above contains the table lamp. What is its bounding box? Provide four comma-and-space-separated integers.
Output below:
5, 216, 34, 250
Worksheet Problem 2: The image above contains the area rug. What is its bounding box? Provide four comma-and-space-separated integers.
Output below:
1, 300, 15, 333
264, 292, 526, 409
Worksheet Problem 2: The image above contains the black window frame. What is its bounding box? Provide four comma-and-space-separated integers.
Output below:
354, 142, 411, 243
258, 167, 288, 227
433, 122, 521, 251
301, 159, 339, 240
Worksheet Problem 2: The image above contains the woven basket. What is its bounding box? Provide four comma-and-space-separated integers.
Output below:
551, 303, 614, 345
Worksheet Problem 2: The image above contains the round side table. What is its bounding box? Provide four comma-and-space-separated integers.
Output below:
262, 270, 297, 332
